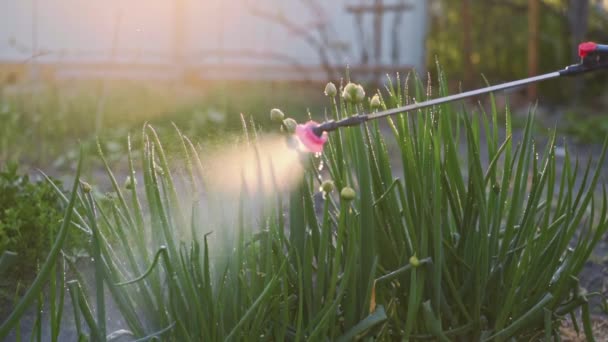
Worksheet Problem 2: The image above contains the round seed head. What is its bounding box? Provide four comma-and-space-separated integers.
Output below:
340, 186, 356, 201
270, 108, 285, 122
409, 255, 420, 267
283, 118, 298, 134
80, 181, 92, 193
321, 180, 335, 193
354, 85, 366, 103
370, 94, 381, 109
342, 82, 359, 103
124, 176, 137, 190
324, 82, 337, 97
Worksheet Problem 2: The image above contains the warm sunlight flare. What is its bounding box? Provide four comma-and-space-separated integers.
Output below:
204, 135, 305, 196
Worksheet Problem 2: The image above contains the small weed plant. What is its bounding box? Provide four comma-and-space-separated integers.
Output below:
0, 163, 84, 320
1, 71, 607, 341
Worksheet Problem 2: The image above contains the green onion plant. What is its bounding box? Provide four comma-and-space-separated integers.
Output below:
1, 68, 607, 341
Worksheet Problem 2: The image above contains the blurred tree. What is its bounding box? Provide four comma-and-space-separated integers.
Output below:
461, 0, 473, 88
567, 0, 589, 99
528, 0, 539, 101
427, 0, 607, 104
568, 0, 589, 61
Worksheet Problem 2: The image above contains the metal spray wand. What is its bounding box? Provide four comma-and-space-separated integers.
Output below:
305, 42, 608, 141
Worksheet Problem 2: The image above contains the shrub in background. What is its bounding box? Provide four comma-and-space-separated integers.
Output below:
0, 163, 66, 276
0, 163, 66, 318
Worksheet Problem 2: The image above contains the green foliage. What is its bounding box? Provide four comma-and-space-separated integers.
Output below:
0, 163, 65, 278
427, 0, 608, 101
2, 71, 608, 340
561, 110, 608, 143
0, 162, 79, 324
0, 154, 84, 340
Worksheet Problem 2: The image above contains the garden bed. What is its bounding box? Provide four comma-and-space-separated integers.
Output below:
3, 77, 608, 340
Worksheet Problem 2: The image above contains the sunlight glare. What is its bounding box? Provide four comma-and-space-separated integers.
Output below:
204, 135, 305, 196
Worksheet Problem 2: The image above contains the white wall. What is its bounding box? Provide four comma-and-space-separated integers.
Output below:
190, 0, 427, 70
0, 0, 427, 72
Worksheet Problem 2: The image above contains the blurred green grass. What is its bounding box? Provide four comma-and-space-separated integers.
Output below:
0, 80, 326, 170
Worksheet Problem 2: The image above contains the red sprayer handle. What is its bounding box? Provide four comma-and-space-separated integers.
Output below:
578, 42, 608, 58
561, 42, 608, 76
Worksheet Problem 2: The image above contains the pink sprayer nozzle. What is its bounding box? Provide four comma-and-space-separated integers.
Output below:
295, 121, 328, 153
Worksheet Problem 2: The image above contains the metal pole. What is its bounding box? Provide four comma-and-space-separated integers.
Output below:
313, 71, 562, 135
311, 41, 608, 136
366, 71, 560, 121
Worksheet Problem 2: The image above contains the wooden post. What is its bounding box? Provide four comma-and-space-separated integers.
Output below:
527, 0, 539, 101
345, 1, 412, 81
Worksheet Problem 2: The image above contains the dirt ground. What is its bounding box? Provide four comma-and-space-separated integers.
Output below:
561, 317, 608, 341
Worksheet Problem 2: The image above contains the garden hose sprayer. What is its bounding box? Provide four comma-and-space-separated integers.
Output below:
294, 42, 608, 153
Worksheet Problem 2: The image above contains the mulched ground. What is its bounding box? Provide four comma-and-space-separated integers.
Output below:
561, 316, 608, 341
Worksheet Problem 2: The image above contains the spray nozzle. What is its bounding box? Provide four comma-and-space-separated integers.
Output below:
561, 42, 608, 76
295, 121, 328, 153
293, 115, 370, 153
